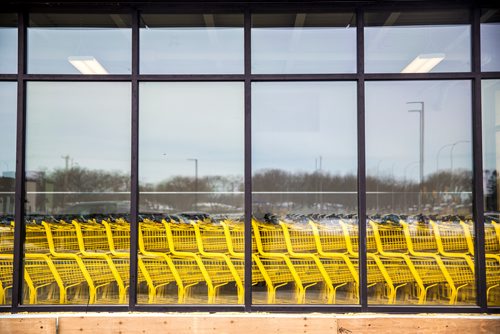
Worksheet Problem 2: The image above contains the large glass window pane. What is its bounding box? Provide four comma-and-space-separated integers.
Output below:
140, 14, 243, 74
366, 81, 474, 305
252, 82, 358, 304
25, 82, 131, 305
0, 82, 16, 305
0, 13, 17, 73
139, 82, 244, 304
481, 9, 500, 72
28, 14, 131, 74
482, 79, 500, 306
252, 13, 356, 74
365, 10, 470, 73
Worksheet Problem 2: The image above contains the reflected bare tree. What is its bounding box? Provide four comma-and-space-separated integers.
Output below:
25, 166, 474, 216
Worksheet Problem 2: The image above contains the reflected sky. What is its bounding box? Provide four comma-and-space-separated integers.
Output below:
140, 28, 243, 74
11, 14, 488, 189
0, 82, 17, 176
252, 82, 357, 178
482, 79, 500, 173
26, 82, 131, 173
366, 81, 472, 182
0, 28, 17, 73
481, 23, 500, 71
28, 28, 131, 74
252, 27, 356, 74
21, 80, 478, 185
139, 82, 244, 185
365, 25, 470, 73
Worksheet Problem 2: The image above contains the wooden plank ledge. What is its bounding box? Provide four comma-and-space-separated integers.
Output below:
1, 313, 499, 334
0, 317, 57, 334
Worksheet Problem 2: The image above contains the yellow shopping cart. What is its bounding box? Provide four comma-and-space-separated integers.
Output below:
192, 220, 244, 303
138, 219, 195, 304
309, 219, 359, 303
164, 219, 241, 304
252, 219, 327, 304
42, 220, 126, 304
280, 220, 358, 304
371, 220, 465, 304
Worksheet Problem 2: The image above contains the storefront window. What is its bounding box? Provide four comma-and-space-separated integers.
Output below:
139, 82, 244, 304
140, 14, 243, 74
24, 82, 131, 304
0, 3, 498, 313
366, 80, 475, 305
252, 82, 358, 304
0, 14, 17, 73
0, 82, 16, 305
481, 9, 500, 72
482, 79, 500, 306
28, 14, 131, 74
252, 13, 356, 74
365, 10, 471, 73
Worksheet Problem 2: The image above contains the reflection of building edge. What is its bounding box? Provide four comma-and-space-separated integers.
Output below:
0, 177, 15, 214
26, 171, 53, 214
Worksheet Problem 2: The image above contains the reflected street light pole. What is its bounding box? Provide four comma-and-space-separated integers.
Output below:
436, 143, 454, 172
187, 158, 198, 210
376, 159, 384, 211
450, 140, 470, 173
316, 155, 323, 212
407, 101, 424, 212
403, 161, 419, 213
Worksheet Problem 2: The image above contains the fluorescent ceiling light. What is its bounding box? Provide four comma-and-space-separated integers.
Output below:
401, 53, 445, 73
68, 56, 109, 75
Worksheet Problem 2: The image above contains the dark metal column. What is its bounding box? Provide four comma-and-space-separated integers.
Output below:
129, 8, 140, 310
12, 11, 27, 312
244, 8, 252, 312
356, 7, 368, 311
471, 7, 487, 311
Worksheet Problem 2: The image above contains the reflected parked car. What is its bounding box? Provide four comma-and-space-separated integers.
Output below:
63, 201, 130, 215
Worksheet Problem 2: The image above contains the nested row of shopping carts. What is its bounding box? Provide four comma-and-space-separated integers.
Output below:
0, 214, 499, 305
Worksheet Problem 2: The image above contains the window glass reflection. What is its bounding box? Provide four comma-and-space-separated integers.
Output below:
28, 14, 131, 74
482, 79, 500, 306
25, 82, 131, 305
140, 14, 243, 74
366, 80, 475, 305
252, 13, 356, 74
139, 82, 244, 304
0, 82, 16, 306
365, 10, 471, 73
481, 9, 500, 72
252, 82, 358, 304
0, 14, 17, 73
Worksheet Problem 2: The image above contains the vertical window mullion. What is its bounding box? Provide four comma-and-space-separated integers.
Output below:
129, 8, 140, 310
356, 7, 368, 311
471, 6, 487, 311
244, 7, 252, 312
12, 10, 27, 312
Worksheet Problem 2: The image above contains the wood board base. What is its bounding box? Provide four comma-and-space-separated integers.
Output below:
1, 313, 498, 334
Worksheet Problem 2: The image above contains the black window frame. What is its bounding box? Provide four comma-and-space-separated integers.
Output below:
0, 0, 498, 314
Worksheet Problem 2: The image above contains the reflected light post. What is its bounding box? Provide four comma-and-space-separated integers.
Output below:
375, 159, 385, 212
187, 158, 199, 210
407, 101, 424, 212
450, 140, 470, 173
316, 155, 323, 212
403, 161, 419, 213
391, 162, 397, 210
436, 143, 454, 172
